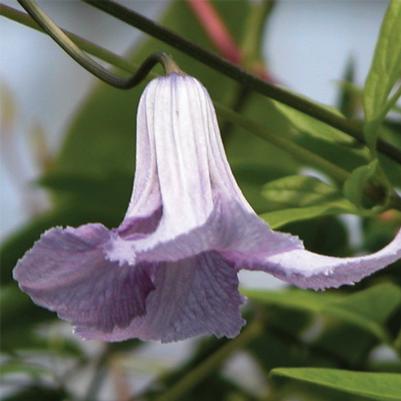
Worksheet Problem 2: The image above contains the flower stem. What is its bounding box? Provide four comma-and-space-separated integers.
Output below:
150, 319, 262, 401
81, 0, 401, 165
3, 2, 401, 164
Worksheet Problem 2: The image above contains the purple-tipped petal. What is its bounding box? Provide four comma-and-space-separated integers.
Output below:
78, 252, 245, 343
242, 228, 401, 290
13, 224, 154, 334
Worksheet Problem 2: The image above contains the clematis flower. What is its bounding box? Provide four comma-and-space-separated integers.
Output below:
14, 72, 401, 343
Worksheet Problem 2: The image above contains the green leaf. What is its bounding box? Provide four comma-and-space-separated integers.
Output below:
231, 163, 295, 213
0, 360, 50, 379
271, 368, 401, 401
259, 175, 357, 228
343, 160, 390, 210
363, 0, 401, 147
244, 283, 401, 342
262, 205, 349, 229
336, 57, 358, 119
273, 100, 354, 146
261, 175, 347, 209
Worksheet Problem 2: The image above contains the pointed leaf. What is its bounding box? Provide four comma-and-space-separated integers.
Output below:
244, 283, 401, 342
363, 0, 401, 147
260, 175, 357, 228
271, 368, 401, 401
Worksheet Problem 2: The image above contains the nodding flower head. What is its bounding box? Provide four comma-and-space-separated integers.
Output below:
14, 72, 401, 343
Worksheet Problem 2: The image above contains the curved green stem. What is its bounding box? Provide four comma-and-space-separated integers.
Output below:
17, 0, 179, 85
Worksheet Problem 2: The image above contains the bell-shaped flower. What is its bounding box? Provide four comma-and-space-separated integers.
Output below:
14, 72, 401, 343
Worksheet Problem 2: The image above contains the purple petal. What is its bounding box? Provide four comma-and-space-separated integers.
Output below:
241, 228, 401, 290
78, 251, 245, 343
13, 224, 154, 334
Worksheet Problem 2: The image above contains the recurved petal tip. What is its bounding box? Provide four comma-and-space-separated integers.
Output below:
249, 227, 401, 290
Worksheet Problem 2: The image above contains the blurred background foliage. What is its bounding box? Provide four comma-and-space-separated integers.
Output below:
1, 0, 401, 400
